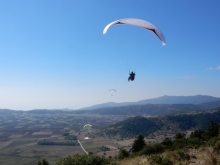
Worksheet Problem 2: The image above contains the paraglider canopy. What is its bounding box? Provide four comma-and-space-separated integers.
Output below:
103, 18, 166, 46
83, 124, 93, 130
109, 89, 117, 96
109, 89, 117, 92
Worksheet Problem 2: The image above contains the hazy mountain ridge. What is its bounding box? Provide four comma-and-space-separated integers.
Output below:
197, 99, 220, 110
1, 95, 220, 117
73, 99, 220, 116
80, 95, 220, 110
136, 95, 220, 105
74, 104, 202, 116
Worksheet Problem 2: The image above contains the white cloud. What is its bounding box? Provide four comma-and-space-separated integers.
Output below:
206, 65, 220, 70
206, 67, 213, 70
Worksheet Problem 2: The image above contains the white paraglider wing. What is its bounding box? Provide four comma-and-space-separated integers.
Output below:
83, 124, 93, 130
109, 89, 117, 92
103, 18, 166, 46
109, 89, 117, 96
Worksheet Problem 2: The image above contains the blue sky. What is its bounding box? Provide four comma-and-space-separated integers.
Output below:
0, 1, 220, 110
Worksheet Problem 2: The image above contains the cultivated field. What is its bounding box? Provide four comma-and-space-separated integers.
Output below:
0, 111, 129, 165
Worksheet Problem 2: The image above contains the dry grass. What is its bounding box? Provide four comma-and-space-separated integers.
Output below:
118, 154, 192, 165
116, 139, 135, 146
202, 147, 220, 165
118, 150, 194, 165
164, 151, 182, 164
119, 156, 150, 165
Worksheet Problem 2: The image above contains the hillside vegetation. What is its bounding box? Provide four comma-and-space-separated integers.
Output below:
41, 120, 220, 165
95, 108, 220, 139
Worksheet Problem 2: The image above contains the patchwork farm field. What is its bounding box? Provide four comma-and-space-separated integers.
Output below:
0, 110, 129, 165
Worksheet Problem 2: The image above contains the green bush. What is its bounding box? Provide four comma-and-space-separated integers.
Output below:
148, 155, 173, 165
118, 149, 129, 160
131, 135, 146, 152
37, 158, 49, 165
55, 154, 114, 165
140, 143, 164, 155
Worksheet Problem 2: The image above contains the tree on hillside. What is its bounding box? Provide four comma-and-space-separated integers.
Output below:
174, 133, 185, 140
161, 138, 173, 149
207, 120, 219, 137
190, 130, 204, 139
37, 158, 49, 165
118, 148, 129, 160
131, 134, 146, 152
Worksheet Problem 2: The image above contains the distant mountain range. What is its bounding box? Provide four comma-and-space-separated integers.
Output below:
73, 100, 220, 116
80, 95, 220, 110
1, 95, 220, 115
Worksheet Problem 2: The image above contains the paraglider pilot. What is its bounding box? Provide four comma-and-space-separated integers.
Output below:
128, 71, 135, 81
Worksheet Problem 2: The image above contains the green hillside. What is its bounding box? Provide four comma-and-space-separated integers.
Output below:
95, 108, 220, 139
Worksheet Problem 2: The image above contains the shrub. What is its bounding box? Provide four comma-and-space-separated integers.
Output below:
55, 154, 114, 165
